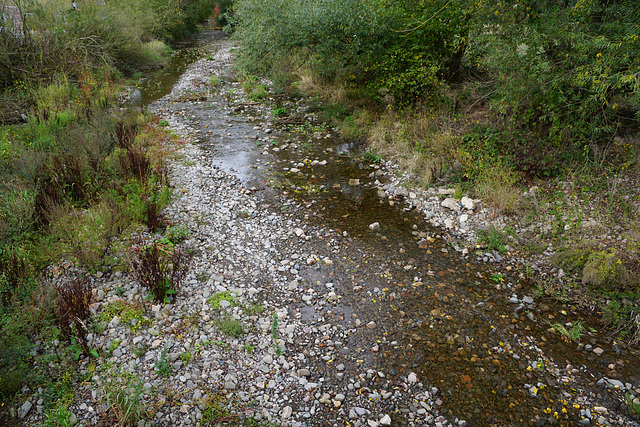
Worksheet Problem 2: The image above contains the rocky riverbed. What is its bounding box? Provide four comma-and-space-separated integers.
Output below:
13, 32, 640, 427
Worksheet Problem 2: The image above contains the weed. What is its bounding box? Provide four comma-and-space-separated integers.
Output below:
490, 273, 504, 283
165, 225, 189, 244
56, 277, 94, 357
130, 242, 192, 303
625, 392, 640, 417
159, 120, 169, 127
179, 351, 193, 363
99, 301, 152, 331
208, 75, 220, 87
245, 303, 264, 316
475, 166, 521, 218
199, 393, 239, 425
218, 317, 245, 338
44, 404, 74, 427
363, 151, 381, 164
552, 321, 585, 342
108, 339, 122, 354
272, 107, 287, 117
208, 291, 236, 309
477, 225, 510, 255
131, 344, 146, 358
242, 342, 255, 354
154, 349, 173, 377
100, 369, 149, 426
271, 313, 282, 356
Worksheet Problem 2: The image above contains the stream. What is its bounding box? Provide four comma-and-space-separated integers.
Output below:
146, 27, 640, 426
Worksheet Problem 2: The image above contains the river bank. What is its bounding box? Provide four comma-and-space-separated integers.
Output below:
9, 32, 640, 427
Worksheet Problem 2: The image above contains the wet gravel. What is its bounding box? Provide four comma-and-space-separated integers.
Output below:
14, 31, 640, 427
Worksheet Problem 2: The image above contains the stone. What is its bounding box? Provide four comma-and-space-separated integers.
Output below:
380, 414, 392, 425
281, 406, 292, 418
441, 198, 461, 211
366, 321, 377, 329
18, 401, 32, 419
298, 369, 311, 377
407, 372, 418, 383
369, 222, 381, 231
460, 196, 476, 210
593, 347, 604, 356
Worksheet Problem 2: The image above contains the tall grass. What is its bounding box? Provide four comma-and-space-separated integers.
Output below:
0, 0, 214, 408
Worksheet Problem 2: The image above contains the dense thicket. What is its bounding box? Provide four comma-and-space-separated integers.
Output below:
233, 0, 640, 165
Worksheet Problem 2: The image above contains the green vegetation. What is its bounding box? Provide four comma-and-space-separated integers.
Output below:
0, 0, 215, 414
154, 349, 173, 378
217, 317, 245, 338
233, 0, 640, 343
101, 369, 150, 426
552, 321, 585, 342
208, 291, 236, 309
477, 225, 512, 255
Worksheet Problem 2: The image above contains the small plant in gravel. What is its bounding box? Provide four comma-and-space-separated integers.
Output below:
477, 225, 511, 255
208, 75, 220, 87
552, 321, 585, 342
363, 151, 381, 164
245, 303, 265, 316
154, 349, 173, 378
56, 277, 95, 357
179, 351, 194, 363
100, 370, 150, 426
272, 106, 287, 117
625, 392, 640, 417
130, 242, 192, 303
490, 273, 504, 283
218, 317, 245, 338
271, 313, 282, 356
242, 341, 255, 354
99, 301, 152, 331
208, 291, 236, 309
44, 404, 74, 427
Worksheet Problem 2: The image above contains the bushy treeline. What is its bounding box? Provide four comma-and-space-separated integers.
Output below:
0, 0, 216, 122
233, 0, 639, 164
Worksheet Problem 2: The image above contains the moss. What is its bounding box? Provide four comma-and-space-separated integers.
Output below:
217, 317, 245, 338
582, 250, 630, 291
208, 291, 235, 309
550, 248, 591, 273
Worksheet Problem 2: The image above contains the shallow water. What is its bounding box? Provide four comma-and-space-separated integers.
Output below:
146, 31, 640, 426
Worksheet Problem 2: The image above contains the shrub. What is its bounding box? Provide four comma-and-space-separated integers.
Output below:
130, 242, 191, 303
56, 277, 93, 356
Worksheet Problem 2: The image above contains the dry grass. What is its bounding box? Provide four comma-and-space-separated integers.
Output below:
297, 65, 349, 104
368, 110, 461, 186
475, 166, 521, 218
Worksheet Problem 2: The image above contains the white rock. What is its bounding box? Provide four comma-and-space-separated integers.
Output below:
281, 406, 292, 418
380, 414, 392, 425
461, 196, 476, 210
369, 222, 381, 231
441, 198, 461, 211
